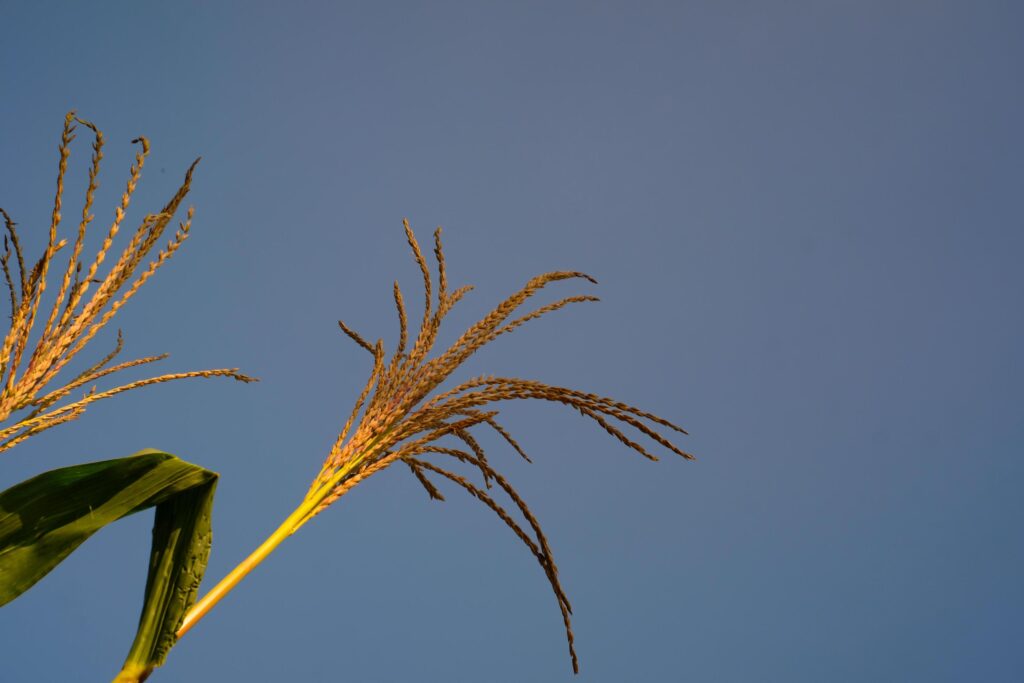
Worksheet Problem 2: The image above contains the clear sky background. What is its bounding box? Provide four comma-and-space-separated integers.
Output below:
1, 2, 1022, 681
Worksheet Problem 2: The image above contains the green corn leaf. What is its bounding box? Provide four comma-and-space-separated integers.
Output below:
0, 449, 217, 682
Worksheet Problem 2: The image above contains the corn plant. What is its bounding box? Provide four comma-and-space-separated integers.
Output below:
176, 220, 692, 673
0, 114, 693, 681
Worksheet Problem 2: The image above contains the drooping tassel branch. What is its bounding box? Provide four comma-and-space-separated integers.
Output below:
178, 220, 691, 673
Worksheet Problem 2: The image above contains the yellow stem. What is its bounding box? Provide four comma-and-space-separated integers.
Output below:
111, 662, 151, 683
176, 487, 323, 638
177, 438, 388, 640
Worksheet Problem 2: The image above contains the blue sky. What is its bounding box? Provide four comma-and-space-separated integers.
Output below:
1, 2, 1022, 681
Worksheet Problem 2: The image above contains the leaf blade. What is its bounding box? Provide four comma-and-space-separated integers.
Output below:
0, 448, 218, 681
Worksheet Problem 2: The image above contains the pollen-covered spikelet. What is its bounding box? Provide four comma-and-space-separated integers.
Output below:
0, 112, 254, 452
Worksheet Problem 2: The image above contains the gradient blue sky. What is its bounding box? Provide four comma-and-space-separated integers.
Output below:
2, 3, 1022, 681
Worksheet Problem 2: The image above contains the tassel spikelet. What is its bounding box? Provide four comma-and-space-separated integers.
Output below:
270, 220, 691, 673
0, 113, 254, 453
